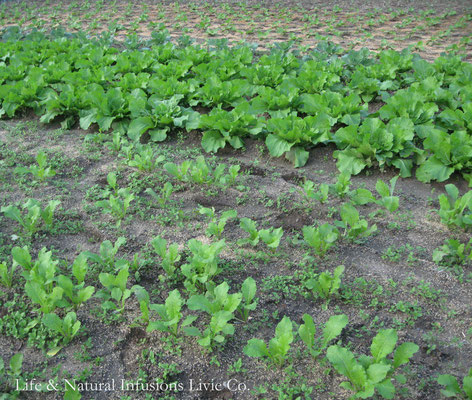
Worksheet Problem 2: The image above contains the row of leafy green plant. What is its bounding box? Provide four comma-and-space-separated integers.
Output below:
0, 28, 471, 184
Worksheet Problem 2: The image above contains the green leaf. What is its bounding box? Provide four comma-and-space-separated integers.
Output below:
340, 203, 359, 227
12, 246, 32, 269
127, 116, 154, 141
322, 314, 349, 347
1, 205, 22, 225
149, 128, 168, 142
42, 313, 63, 332
375, 180, 390, 198
268, 316, 293, 363
375, 379, 396, 399
391, 159, 413, 178
265, 134, 292, 157
416, 157, 454, 183
393, 342, 419, 368
79, 109, 97, 130
243, 338, 269, 358
241, 277, 256, 303
437, 374, 462, 397
9, 353, 23, 375
202, 131, 226, 153
463, 375, 472, 399
47, 346, 63, 357
285, 146, 309, 167
334, 149, 367, 175
298, 314, 316, 349
371, 329, 397, 362
366, 363, 391, 383
327, 345, 367, 390
187, 295, 211, 314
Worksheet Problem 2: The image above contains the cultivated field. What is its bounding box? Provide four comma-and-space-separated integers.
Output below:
0, 1, 472, 400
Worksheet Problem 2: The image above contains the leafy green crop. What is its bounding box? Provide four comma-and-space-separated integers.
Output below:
237, 277, 257, 322
97, 266, 131, 315
199, 103, 264, 153
305, 265, 345, 309
164, 156, 239, 186
198, 206, 237, 239
244, 316, 294, 367
2, 199, 60, 236
95, 188, 135, 227
301, 180, 329, 204
375, 176, 400, 213
416, 129, 472, 184
147, 289, 196, 336
127, 144, 165, 172
0, 31, 470, 184
14, 247, 64, 314
266, 114, 333, 167
336, 203, 377, 240
14, 151, 56, 182
184, 310, 235, 352
181, 239, 226, 293
150, 236, 180, 281
56, 253, 95, 311
333, 117, 416, 177
0, 352, 24, 398
145, 182, 173, 208
327, 329, 419, 399
299, 314, 348, 358
42, 312, 81, 345
238, 218, 284, 249
84, 237, 127, 271
433, 238, 472, 265
437, 184, 472, 230
184, 282, 241, 351
302, 223, 339, 257
437, 368, 472, 399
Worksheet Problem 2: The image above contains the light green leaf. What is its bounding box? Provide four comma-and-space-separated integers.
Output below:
127, 116, 154, 141
371, 329, 397, 362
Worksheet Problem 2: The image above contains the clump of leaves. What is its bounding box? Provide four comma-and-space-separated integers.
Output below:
198, 206, 237, 238
302, 223, 339, 257
181, 239, 226, 293
437, 368, 472, 399
184, 282, 241, 351
150, 236, 180, 281
299, 314, 348, 358
14, 151, 56, 182
0, 353, 24, 398
301, 180, 329, 204
147, 289, 196, 336
1, 199, 60, 236
336, 203, 377, 241
238, 218, 284, 249
95, 188, 135, 227
145, 182, 173, 207
437, 184, 472, 230
305, 265, 344, 309
327, 329, 419, 399
237, 277, 257, 322
97, 266, 131, 315
127, 143, 165, 172
42, 312, 81, 350
244, 316, 294, 367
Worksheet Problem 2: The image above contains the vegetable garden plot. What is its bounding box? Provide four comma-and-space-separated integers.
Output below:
0, 16, 471, 400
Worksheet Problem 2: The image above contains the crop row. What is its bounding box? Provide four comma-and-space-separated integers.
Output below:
0, 29, 471, 184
